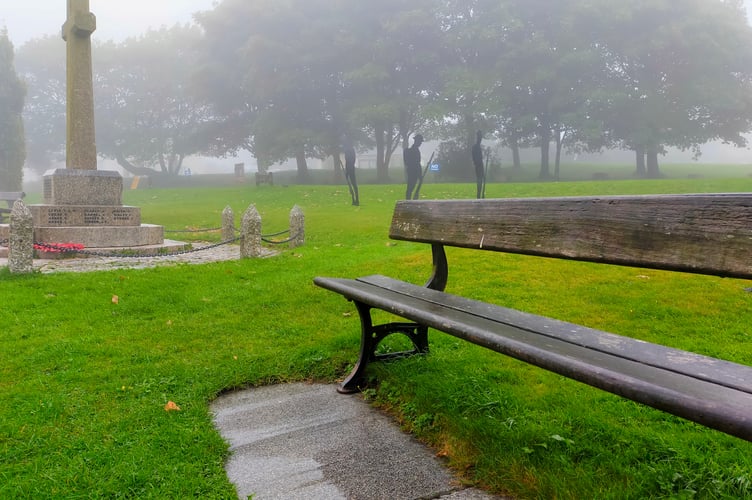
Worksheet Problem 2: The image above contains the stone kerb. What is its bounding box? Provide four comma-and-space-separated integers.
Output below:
289, 205, 305, 249
222, 206, 235, 242
8, 200, 34, 274
240, 205, 262, 258
239, 205, 305, 258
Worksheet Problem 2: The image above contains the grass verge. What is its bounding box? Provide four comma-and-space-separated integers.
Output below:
2, 176, 752, 498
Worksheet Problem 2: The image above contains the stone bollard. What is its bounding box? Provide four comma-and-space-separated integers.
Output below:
221, 205, 235, 242
240, 204, 262, 258
289, 205, 305, 249
9, 200, 34, 274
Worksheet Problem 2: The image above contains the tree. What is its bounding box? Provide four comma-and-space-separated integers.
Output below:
197, 0, 444, 181
432, 1, 508, 155
0, 29, 26, 190
594, 0, 752, 176
17, 26, 220, 177
493, 0, 609, 179
14, 35, 65, 174
95, 25, 217, 176
191, 0, 752, 183
341, 0, 443, 181
197, 0, 344, 180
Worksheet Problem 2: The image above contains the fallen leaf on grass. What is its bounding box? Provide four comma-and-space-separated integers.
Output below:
164, 401, 181, 412
112, 295, 119, 304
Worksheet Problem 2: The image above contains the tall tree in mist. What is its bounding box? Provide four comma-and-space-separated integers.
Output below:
427, 0, 507, 174
341, 0, 442, 181
592, 0, 752, 177
16, 0, 752, 182
95, 25, 216, 176
197, 0, 442, 181
197, 0, 342, 180
17, 27, 218, 177
196, 0, 752, 179
0, 29, 26, 190
14, 35, 65, 174
489, 0, 610, 178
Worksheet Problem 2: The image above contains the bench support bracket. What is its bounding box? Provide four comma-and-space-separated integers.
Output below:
338, 301, 429, 394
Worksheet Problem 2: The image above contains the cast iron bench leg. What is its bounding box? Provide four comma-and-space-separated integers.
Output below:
338, 301, 429, 394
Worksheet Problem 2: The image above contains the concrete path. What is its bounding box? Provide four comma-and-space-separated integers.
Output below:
211, 383, 506, 500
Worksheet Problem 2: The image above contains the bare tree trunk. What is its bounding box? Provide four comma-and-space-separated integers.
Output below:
385, 126, 401, 172
375, 122, 388, 182
554, 127, 563, 180
634, 145, 646, 177
331, 145, 344, 182
295, 150, 309, 182
464, 111, 476, 149
538, 120, 552, 179
510, 131, 521, 169
646, 144, 660, 178
172, 154, 185, 175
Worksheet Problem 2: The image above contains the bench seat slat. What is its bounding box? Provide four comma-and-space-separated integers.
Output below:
359, 275, 752, 394
314, 275, 752, 441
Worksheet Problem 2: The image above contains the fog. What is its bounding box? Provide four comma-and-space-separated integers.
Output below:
5, 0, 752, 186
1, 0, 217, 47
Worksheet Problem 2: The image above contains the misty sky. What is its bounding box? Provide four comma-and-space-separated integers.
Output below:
2, 0, 751, 48
1, 0, 218, 47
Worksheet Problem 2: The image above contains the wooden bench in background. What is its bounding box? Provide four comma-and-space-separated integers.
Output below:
315, 194, 752, 442
0, 191, 25, 223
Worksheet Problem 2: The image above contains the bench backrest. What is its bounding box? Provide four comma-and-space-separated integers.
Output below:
389, 194, 752, 280
0, 191, 25, 207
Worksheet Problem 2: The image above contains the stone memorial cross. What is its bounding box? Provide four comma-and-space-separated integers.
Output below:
25, 1, 165, 252
62, 0, 97, 171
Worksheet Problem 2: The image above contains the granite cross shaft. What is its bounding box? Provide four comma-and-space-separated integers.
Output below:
62, 0, 97, 171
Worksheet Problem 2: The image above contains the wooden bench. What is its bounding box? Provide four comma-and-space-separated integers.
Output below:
314, 194, 752, 442
0, 191, 25, 223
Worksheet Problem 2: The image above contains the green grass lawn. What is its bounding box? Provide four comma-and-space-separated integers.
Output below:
3, 176, 752, 499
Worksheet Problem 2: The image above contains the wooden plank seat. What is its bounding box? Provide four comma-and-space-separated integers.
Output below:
314, 194, 752, 442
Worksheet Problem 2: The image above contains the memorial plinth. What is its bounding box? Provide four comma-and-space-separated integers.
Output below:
43, 169, 122, 205
30, 169, 165, 248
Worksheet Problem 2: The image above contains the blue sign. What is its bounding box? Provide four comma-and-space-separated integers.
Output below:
429, 162, 440, 172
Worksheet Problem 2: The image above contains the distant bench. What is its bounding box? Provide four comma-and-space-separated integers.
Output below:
314, 194, 752, 442
0, 191, 25, 223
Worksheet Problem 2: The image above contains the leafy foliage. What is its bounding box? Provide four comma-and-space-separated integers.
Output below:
95, 25, 219, 176
13, 1, 752, 180
0, 29, 26, 189
14, 35, 65, 173
591, 0, 752, 177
